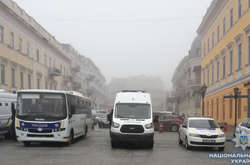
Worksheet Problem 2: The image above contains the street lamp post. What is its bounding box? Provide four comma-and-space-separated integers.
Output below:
199, 85, 207, 117
224, 87, 248, 128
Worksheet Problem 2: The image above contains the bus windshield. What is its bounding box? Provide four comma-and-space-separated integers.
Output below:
115, 103, 151, 119
17, 93, 67, 121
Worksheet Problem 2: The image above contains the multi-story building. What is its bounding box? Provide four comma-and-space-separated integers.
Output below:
198, 0, 250, 125
172, 36, 202, 116
62, 44, 107, 108
0, 0, 71, 91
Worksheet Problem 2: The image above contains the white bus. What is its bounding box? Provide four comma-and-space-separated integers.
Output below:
15, 90, 93, 146
0, 91, 17, 138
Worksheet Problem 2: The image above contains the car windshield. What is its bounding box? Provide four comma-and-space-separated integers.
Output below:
189, 119, 219, 129
17, 93, 67, 121
115, 103, 150, 119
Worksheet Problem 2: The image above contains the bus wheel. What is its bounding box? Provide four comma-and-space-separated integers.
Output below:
23, 141, 31, 147
68, 130, 74, 145
83, 126, 88, 138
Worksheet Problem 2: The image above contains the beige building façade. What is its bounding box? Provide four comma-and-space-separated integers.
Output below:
0, 0, 72, 92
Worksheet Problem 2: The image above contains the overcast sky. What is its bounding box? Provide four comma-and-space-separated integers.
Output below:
14, 0, 211, 88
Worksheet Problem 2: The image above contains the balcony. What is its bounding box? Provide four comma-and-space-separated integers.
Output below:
71, 65, 80, 73
187, 79, 200, 88
48, 67, 61, 77
63, 75, 73, 83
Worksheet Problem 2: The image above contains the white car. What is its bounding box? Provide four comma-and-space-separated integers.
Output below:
235, 118, 250, 137
178, 117, 225, 151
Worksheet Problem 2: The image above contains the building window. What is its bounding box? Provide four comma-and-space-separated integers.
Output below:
28, 74, 32, 89
211, 100, 214, 118
217, 25, 220, 43
45, 81, 48, 89
19, 38, 23, 52
230, 98, 232, 119
44, 54, 47, 66
222, 56, 226, 79
212, 32, 215, 48
49, 57, 52, 68
0, 64, 5, 84
230, 8, 234, 28
212, 63, 214, 83
237, 43, 242, 70
216, 98, 219, 120
0, 26, 4, 42
222, 100, 225, 121
27, 42, 30, 56
207, 38, 210, 53
229, 50, 233, 75
223, 17, 226, 36
37, 78, 40, 89
207, 68, 209, 85
36, 49, 39, 62
203, 43, 206, 57
10, 32, 14, 48
247, 36, 250, 65
238, 94, 241, 119
20, 72, 24, 89
216, 60, 220, 82
238, 0, 242, 19
11, 68, 15, 87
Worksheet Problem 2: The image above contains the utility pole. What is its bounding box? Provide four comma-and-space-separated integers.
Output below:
224, 87, 248, 128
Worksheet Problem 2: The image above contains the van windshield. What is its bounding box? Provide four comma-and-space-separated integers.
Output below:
115, 103, 151, 119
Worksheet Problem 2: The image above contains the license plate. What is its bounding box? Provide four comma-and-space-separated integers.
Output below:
202, 139, 216, 143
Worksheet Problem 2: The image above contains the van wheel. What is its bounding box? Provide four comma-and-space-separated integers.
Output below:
23, 141, 31, 147
185, 137, 191, 150
4, 132, 11, 140
218, 147, 224, 152
111, 140, 118, 148
147, 140, 154, 149
171, 125, 178, 132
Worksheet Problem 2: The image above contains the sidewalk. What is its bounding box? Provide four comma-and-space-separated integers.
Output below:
225, 126, 235, 141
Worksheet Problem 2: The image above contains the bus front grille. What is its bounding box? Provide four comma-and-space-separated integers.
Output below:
27, 134, 54, 138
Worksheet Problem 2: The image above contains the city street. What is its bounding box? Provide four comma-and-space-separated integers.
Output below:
0, 128, 236, 165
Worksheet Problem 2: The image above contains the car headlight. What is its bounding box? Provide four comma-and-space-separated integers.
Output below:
111, 122, 120, 128
189, 133, 200, 137
145, 123, 153, 129
218, 134, 225, 138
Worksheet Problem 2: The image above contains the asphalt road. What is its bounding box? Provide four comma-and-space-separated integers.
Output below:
0, 128, 237, 165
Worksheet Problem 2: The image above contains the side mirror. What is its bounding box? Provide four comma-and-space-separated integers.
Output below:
182, 125, 187, 128
71, 105, 76, 114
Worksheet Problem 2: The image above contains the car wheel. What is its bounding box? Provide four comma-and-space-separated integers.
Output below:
171, 125, 178, 132
185, 137, 191, 150
178, 133, 183, 145
218, 147, 224, 152
23, 141, 31, 147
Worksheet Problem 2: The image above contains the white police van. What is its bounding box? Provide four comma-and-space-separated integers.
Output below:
110, 90, 154, 148
0, 90, 17, 138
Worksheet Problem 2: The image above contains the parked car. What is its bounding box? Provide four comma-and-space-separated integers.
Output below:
96, 110, 110, 128
178, 117, 225, 151
153, 111, 182, 132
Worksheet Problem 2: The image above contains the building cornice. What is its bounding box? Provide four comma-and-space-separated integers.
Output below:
0, 0, 70, 61
197, 0, 227, 35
